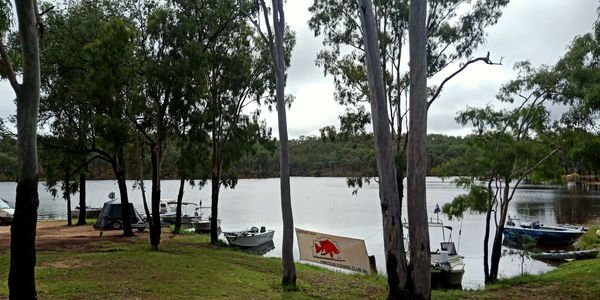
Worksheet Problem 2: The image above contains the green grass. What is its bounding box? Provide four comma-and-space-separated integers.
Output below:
0, 233, 388, 299
436, 258, 600, 299
575, 226, 600, 250
3, 225, 600, 299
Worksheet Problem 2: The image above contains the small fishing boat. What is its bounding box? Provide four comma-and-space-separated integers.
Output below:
192, 218, 222, 233
223, 226, 274, 248
190, 206, 221, 233
159, 199, 199, 226
405, 208, 466, 287
531, 249, 599, 261
503, 218, 586, 245
73, 205, 102, 219
429, 220, 465, 286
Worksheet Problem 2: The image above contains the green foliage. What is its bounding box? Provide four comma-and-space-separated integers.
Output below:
308, 0, 509, 131
0, 131, 16, 180
553, 15, 600, 125
0, 1, 10, 34
442, 182, 487, 220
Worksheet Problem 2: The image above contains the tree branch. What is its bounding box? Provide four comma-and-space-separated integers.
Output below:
508, 147, 560, 201
0, 42, 21, 93
427, 52, 503, 109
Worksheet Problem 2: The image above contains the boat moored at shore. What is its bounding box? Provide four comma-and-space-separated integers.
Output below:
503, 218, 586, 245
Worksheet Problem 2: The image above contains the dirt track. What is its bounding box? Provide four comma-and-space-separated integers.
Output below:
0, 221, 148, 252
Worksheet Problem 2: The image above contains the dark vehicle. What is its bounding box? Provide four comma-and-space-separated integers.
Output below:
93, 199, 147, 231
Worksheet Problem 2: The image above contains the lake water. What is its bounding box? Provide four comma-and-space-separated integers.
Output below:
1, 177, 599, 289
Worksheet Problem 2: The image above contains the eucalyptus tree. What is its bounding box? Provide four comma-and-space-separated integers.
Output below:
312, 0, 507, 295
441, 63, 561, 283
201, 3, 278, 246
553, 15, 600, 126
39, 1, 102, 226
406, 0, 430, 297
124, 0, 270, 249
249, 0, 297, 288
81, 15, 138, 236
357, 0, 407, 297
0, 0, 43, 297
39, 1, 138, 235
308, 0, 507, 197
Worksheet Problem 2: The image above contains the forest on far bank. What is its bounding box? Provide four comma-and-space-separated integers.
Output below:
0, 130, 597, 182
0, 132, 466, 180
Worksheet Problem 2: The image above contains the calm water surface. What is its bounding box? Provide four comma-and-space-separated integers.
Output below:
1, 177, 599, 289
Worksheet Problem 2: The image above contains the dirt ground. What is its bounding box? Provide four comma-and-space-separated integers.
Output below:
0, 221, 149, 252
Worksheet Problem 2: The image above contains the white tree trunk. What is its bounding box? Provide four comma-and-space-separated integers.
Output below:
271, 0, 296, 287
358, 0, 408, 298
408, 0, 431, 298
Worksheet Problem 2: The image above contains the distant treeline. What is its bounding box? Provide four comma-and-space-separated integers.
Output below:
0, 133, 467, 181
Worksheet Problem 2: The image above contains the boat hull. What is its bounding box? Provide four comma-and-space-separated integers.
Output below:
192, 219, 222, 233
430, 253, 465, 286
225, 230, 275, 248
73, 208, 102, 219
503, 226, 584, 245
532, 249, 599, 261
161, 214, 196, 226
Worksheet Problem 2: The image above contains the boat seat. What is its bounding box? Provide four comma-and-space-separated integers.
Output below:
440, 242, 457, 255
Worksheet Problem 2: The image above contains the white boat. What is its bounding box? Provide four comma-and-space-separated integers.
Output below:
223, 226, 275, 247
159, 199, 199, 226
405, 212, 465, 287
192, 218, 222, 233
429, 219, 465, 286
0, 198, 14, 225
190, 206, 221, 233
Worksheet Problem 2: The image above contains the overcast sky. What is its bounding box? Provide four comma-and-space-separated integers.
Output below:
1, 0, 598, 139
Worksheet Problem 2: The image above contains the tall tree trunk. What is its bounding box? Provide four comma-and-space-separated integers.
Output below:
483, 200, 493, 283
76, 172, 87, 225
150, 148, 161, 250
133, 137, 152, 224
174, 178, 185, 234
489, 223, 504, 281
482, 178, 494, 282
210, 170, 220, 244
8, 0, 41, 298
114, 149, 133, 236
489, 182, 511, 281
359, 0, 408, 298
65, 174, 72, 226
407, 0, 431, 298
271, 0, 297, 288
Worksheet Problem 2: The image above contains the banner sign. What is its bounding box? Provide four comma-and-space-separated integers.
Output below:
295, 228, 371, 274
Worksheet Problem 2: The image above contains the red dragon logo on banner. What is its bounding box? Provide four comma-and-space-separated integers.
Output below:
314, 239, 340, 258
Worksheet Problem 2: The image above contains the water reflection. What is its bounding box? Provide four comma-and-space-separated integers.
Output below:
243, 241, 276, 256
512, 189, 600, 225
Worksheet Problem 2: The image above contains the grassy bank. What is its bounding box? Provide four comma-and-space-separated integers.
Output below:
1, 223, 600, 298
0, 231, 388, 299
